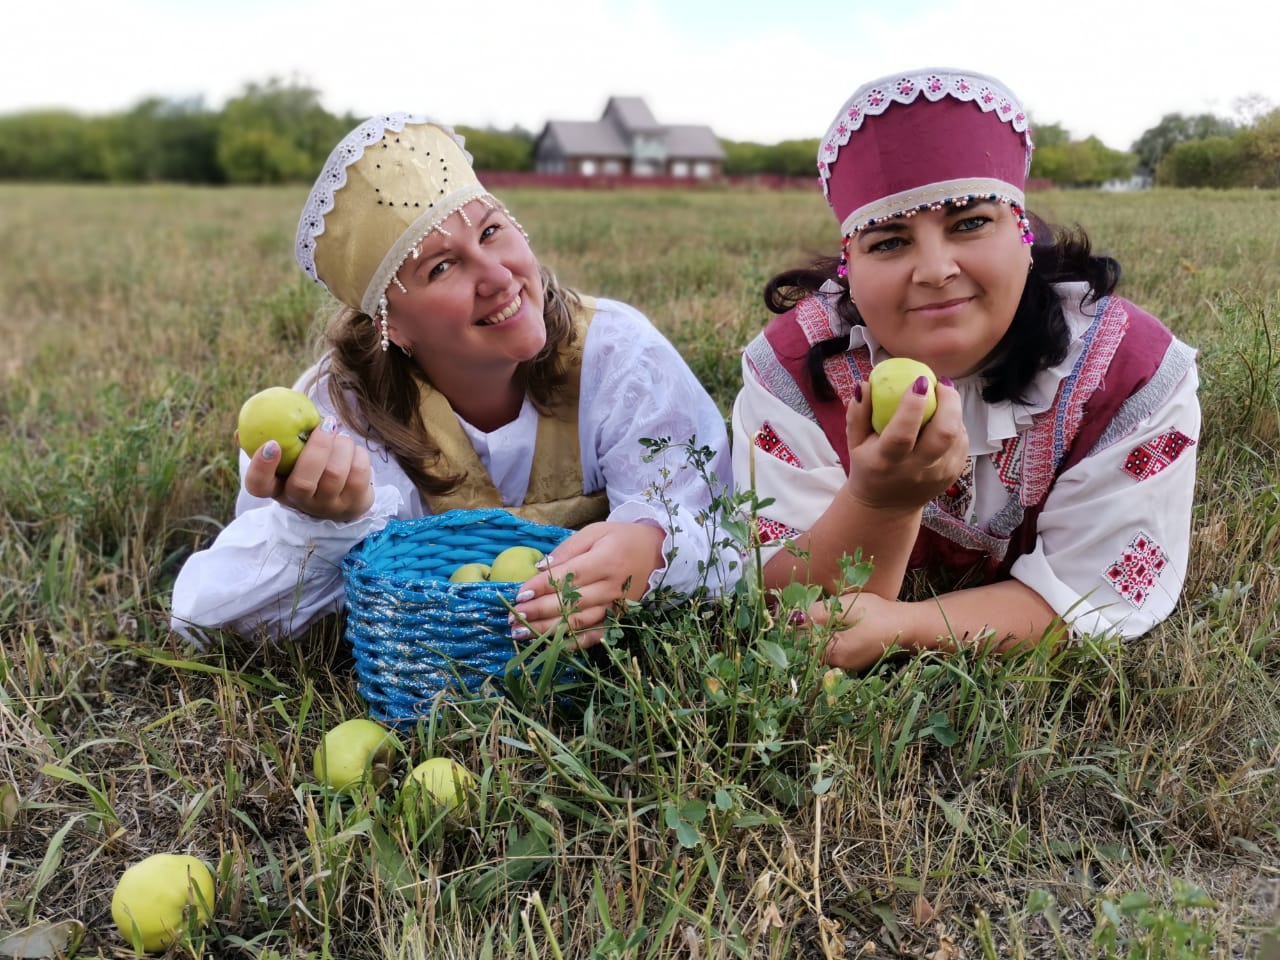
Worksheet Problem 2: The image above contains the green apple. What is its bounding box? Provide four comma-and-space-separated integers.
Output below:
488, 545, 544, 583
403, 756, 476, 817
111, 853, 214, 952
237, 386, 322, 476
312, 718, 402, 792
449, 562, 492, 583
869, 357, 938, 434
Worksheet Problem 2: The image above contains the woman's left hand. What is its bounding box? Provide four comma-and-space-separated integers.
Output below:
508, 521, 666, 648
806, 590, 914, 672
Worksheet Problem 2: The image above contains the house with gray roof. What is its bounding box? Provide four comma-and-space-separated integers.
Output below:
534, 97, 724, 179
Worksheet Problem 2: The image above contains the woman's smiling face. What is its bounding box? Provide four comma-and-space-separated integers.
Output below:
384, 199, 546, 395
846, 200, 1031, 379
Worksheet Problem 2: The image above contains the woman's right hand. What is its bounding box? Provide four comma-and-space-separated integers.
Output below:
240, 417, 375, 522
843, 376, 968, 511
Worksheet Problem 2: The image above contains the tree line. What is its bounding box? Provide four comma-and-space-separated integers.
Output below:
2, 79, 1276, 188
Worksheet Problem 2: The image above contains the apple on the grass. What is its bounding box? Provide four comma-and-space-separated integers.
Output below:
111, 853, 215, 952
403, 756, 477, 817
237, 386, 322, 476
868, 358, 938, 434
312, 718, 402, 792
488, 545, 544, 583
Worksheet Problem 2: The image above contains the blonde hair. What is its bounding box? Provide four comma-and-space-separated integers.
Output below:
321, 263, 581, 498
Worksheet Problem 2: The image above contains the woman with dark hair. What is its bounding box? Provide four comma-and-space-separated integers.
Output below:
732, 68, 1200, 670
172, 114, 734, 644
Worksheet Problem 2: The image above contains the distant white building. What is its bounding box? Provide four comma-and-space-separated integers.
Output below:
1100, 174, 1153, 192
534, 97, 724, 178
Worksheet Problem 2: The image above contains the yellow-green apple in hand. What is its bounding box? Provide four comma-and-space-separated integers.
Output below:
111, 853, 215, 952
237, 387, 322, 476
868, 358, 938, 434
238, 392, 375, 522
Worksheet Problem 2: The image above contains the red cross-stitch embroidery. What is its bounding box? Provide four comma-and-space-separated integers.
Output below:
755, 516, 802, 545
754, 422, 803, 467
1122, 430, 1195, 481
1103, 531, 1169, 609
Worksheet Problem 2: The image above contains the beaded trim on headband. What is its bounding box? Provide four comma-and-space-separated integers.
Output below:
817, 69, 1033, 203
294, 112, 471, 299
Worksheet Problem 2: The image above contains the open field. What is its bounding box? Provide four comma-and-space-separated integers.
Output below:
1, 183, 1278, 958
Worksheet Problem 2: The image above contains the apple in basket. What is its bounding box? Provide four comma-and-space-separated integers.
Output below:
237, 386, 322, 476
448, 562, 493, 583
868, 357, 938, 434
312, 718, 402, 792
489, 545, 544, 583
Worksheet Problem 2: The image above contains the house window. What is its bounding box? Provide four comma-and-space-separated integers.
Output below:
693, 161, 714, 179
602, 159, 624, 175
633, 160, 658, 176
580, 159, 598, 176
670, 160, 690, 177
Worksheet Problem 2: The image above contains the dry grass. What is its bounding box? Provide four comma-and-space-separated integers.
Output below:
1, 184, 1277, 958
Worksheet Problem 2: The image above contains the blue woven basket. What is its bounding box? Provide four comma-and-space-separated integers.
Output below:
341, 509, 573, 723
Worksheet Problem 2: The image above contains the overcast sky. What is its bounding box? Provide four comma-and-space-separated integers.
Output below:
3, 0, 1276, 151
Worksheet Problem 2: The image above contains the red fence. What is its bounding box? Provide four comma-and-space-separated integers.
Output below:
477, 171, 816, 191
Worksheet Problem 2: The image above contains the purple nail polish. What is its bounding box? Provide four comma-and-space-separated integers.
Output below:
515, 589, 535, 603
852, 381, 863, 403
321, 416, 338, 433
261, 440, 280, 461
511, 626, 531, 640
939, 376, 954, 388
535, 555, 553, 570
912, 376, 929, 396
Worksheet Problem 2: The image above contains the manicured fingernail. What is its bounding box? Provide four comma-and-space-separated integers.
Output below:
912, 376, 929, 395
939, 376, 954, 388
535, 555, 553, 570
511, 626, 531, 640
852, 381, 863, 403
515, 589, 535, 603
261, 440, 280, 461
321, 416, 338, 433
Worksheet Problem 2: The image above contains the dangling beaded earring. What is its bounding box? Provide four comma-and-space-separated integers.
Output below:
378, 296, 390, 352
1010, 201, 1035, 245
837, 234, 851, 278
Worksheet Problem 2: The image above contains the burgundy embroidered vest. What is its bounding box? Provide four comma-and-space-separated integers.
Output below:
748, 291, 1180, 583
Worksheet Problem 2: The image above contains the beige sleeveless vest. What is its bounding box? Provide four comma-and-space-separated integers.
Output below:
416, 296, 610, 529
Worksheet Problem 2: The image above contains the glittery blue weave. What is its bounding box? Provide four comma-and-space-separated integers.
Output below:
341, 509, 573, 724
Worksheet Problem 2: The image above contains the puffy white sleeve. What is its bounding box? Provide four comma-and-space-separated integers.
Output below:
730, 352, 848, 566
169, 372, 411, 644
578, 300, 739, 596
1009, 363, 1201, 639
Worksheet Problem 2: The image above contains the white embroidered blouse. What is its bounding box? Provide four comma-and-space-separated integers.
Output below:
172, 298, 736, 641
732, 284, 1200, 639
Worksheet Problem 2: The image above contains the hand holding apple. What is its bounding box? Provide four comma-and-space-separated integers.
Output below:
237, 387, 322, 476
868, 358, 938, 434
240, 411, 376, 522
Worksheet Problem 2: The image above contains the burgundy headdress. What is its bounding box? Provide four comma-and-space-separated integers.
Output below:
817, 68, 1036, 275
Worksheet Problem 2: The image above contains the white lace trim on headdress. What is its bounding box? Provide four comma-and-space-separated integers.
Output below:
816, 68, 1034, 202
293, 112, 473, 297
840, 177, 1025, 237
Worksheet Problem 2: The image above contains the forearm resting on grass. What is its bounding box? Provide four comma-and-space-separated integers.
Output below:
762, 485, 922, 598
817, 578, 1065, 671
